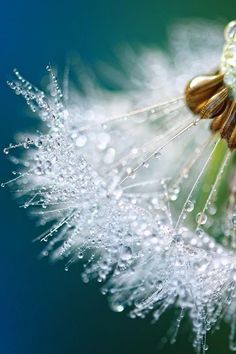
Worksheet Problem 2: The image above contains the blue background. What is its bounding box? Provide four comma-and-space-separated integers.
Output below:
1, 1, 236, 354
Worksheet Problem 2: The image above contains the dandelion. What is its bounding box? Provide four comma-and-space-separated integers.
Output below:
104, 20, 236, 353
3, 19, 236, 353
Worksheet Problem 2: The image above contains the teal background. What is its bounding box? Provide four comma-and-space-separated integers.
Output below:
1, 1, 236, 354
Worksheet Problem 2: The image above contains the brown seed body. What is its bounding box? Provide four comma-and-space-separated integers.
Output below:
185, 73, 236, 150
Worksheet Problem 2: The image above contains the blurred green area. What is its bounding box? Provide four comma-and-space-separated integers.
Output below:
179, 138, 232, 240
1, 1, 236, 354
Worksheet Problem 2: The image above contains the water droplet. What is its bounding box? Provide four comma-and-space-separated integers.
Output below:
185, 200, 194, 213
126, 167, 134, 177
35, 139, 43, 148
154, 151, 161, 159
78, 252, 83, 259
232, 214, 236, 227
209, 205, 217, 216
173, 233, 181, 242
196, 259, 208, 273
142, 162, 149, 168
101, 288, 108, 296
196, 212, 207, 225
120, 246, 132, 262
168, 186, 180, 201
111, 302, 124, 312
196, 228, 204, 237
35, 166, 43, 175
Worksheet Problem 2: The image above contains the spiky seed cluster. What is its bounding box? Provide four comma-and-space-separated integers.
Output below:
4, 21, 236, 353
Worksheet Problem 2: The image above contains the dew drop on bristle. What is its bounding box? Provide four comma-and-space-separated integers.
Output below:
196, 212, 207, 225
185, 201, 194, 213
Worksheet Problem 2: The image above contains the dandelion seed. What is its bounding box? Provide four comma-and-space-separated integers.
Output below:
4, 19, 236, 353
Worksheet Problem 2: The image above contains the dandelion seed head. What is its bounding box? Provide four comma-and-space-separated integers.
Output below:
4, 19, 236, 353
